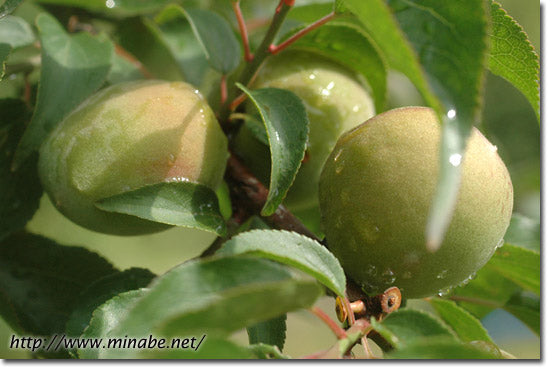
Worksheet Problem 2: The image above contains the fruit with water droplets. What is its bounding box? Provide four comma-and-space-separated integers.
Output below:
38, 80, 228, 235
234, 51, 375, 231
319, 107, 513, 298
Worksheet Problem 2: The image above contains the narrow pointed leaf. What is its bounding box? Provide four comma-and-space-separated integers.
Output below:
217, 229, 345, 296
488, 1, 540, 121
237, 84, 309, 216
95, 181, 227, 237
12, 13, 113, 169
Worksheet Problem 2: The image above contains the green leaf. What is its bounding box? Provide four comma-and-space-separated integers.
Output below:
0, 99, 42, 241
247, 315, 287, 351
155, 4, 211, 86
371, 308, 456, 350
0, 15, 34, 49
183, 8, 240, 74
488, 1, 540, 121
430, 298, 494, 343
450, 244, 540, 327
0, 232, 117, 336
334, 0, 440, 111
0, 0, 23, 19
237, 84, 309, 216
387, 339, 501, 359
140, 337, 255, 359
12, 12, 113, 169
78, 289, 147, 359
95, 181, 227, 237
485, 244, 540, 296
217, 229, 346, 296
101, 256, 321, 358
284, 22, 387, 113
65, 268, 155, 338
115, 17, 184, 81
504, 291, 540, 335
0, 42, 9, 80
504, 213, 540, 252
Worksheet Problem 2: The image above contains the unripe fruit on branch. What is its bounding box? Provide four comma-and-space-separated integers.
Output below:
38, 80, 228, 235
319, 107, 513, 298
235, 51, 374, 221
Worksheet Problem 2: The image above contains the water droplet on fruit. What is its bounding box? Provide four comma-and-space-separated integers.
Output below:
437, 287, 451, 297
381, 268, 396, 284
333, 148, 343, 162
352, 105, 360, 113
320, 88, 331, 97
446, 109, 457, 119
168, 153, 176, 164
496, 238, 504, 249
105, 0, 115, 8
335, 163, 344, 174
491, 145, 498, 152
308, 73, 316, 80
437, 270, 448, 279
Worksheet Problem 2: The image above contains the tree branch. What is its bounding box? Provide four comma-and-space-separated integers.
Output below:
269, 12, 336, 54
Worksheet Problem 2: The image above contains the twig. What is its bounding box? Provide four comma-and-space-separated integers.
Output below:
220, 75, 228, 105
232, 1, 253, 62
269, 12, 336, 54
309, 306, 347, 340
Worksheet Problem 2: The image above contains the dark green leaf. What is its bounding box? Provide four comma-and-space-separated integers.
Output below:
95, 181, 227, 237
334, 0, 440, 110
247, 315, 286, 351
486, 244, 540, 295
65, 268, 155, 338
0, 42, 9, 80
0, 0, 23, 19
183, 8, 240, 74
504, 213, 540, 252
237, 85, 309, 216
115, 17, 184, 81
0, 15, 34, 49
371, 308, 456, 350
504, 291, 540, 335
100, 256, 321, 358
488, 1, 540, 121
0, 232, 116, 335
155, 4, 211, 86
284, 22, 387, 113
78, 289, 147, 359
0, 99, 42, 241
217, 229, 346, 296
430, 298, 494, 343
12, 12, 113, 169
387, 339, 501, 359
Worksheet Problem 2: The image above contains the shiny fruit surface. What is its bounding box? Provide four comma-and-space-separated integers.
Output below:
39, 80, 228, 235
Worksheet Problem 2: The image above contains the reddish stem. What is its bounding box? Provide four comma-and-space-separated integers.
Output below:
269, 12, 336, 54
343, 296, 356, 325
114, 44, 153, 79
220, 75, 228, 105
232, 1, 253, 61
310, 306, 347, 340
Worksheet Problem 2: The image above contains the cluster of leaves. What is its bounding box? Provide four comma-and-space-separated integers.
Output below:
1, 0, 539, 359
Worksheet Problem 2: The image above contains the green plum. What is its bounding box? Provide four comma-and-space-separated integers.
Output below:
38, 80, 228, 235
234, 51, 374, 227
319, 107, 513, 298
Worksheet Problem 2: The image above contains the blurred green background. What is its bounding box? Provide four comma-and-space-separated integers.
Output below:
0, 0, 540, 359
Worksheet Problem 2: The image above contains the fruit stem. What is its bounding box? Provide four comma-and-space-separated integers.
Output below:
309, 306, 347, 340
231, 1, 253, 62
269, 12, 336, 55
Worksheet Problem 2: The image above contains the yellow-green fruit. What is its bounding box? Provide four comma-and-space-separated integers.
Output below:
319, 107, 513, 298
235, 51, 375, 217
38, 80, 228, 235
